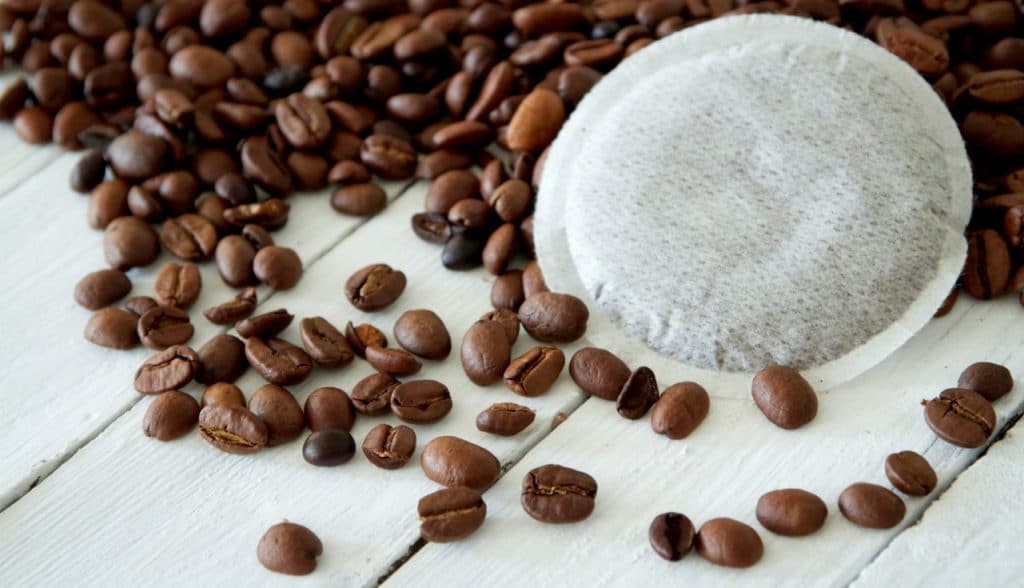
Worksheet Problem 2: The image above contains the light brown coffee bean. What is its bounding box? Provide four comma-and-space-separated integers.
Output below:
204, 288, 258, 325
504, 346, 564, 397
299, 316, 354, 368
257, 522, 322, 576
137, 305, 194, 350
201, 382, 246, 409
198, 404, 268, 454
134, 344, 199, 394
756, 489, 828, 537
236, 309, 294, 339
196, 334, 248, 385
362, 423, 416, 469
480, 308, 520, 344
346, 321, 388, 358
84, 307, 140, 349
143, 390, 199, 441
74, 268, 131, 310
838, 483, 906, 529
420, 435, 500, 490
418, 486, 487, 543
506, 88, 564, 152
650, 381, 709, 439
154, 262, 202, 308
304, 387, 356, 432
695, 518, 764, 568
751, 365, 818, 430
476, 402, 535, 436
393, 309, 451, 360
885, 451, 938, 497
461, 319, 512, 385
366, 345, 422, 376
345, 263, 406, 311
518, 292, 588, 342
246, 336, 313, 386
249, 383, 305, 446
391, 379, 452, 423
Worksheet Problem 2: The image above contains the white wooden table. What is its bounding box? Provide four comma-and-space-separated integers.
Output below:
0, 73, 1021, 586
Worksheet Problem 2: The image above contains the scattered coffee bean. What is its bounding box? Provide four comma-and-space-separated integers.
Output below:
143, 390, 200, 441
345, 263, 406, 311
196, 334, 248, 385
70, 149, 107, 194
363, 423, 417, 470
331, 182, 387, 216
160, 214, 217, 261
504, 346, 564, 397
257, 522, 322, 576
215, 235, 257, 288
204, 288, 258, 326
517, 292, 588, 343
137, 305, 194, 350
253, 245, 303, 290
491, 270, 525, 311
418, 486, 487, 543
391, 379, 452, 423
522, 261, 548, 299
838, 483, 906, 529
299, 316, 354, 368
346, 321, 388, 358
962, 230, 1011, 299
249, 384, 305, 446
123, 297, 158, 316
521, 464, 597, 524
568, 347, 630, 401
480, 308, 520, 344
84, 307, 139, 349
134, 345, 199, 394
507, 88, 564, 152
461, 319, 512, 385
924, 388, 997, 448
198, 405, 268, 454
958, 361, 1014, 402
366, 346, 423, 376
441, 229, 487, 270
650, 382, 710, 440
476, 402, 535, 436
649, 512, 695, 561
751, 365, 818, 430
153, 262, 202, 309
352, 372, 400, 416
201, 382, 246, 409
104, 216, 160, 270
304, 387, 356, 432
236, 309, 294, 339
695, 518, 764, 568
246, 336, 313, 386
755, 489, 828, 537
393, 309, 451, 360
617, 367, 659, 420
421, 435, 500, 490
303, 429, 356, 466
885, 451, 938, 497
74, 268, 131, 310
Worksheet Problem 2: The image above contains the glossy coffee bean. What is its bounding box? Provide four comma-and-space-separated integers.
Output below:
254, 246, 303, 290
476, 402, 535, 436
201, 383, 246, 409
215, 235, 257, 287
303, 429, 356, 466
924, 388, 996, 448
391, 379, 452, 423
366, 345, 422, 376
506, 88, 564, 152
649, 512, 695, 561
885, 451, 937, 497
521, 464, 597, 524
362, 423, 416, 469
74, 269, 131, 310
142, 390, 200, 442
480, 308, 520, 344
196, 334, 248, 385
352, 372, 399, 416
257, 522, 322, 576
756, 489, 828, 537
331, 182, 387, 216
421, 435, 500, 490
751, 365, 818, 430
236, 309, 294, 339
346, 322, 388, 358
695, 518, 764, 568
84, 307, 139, 349
246, 336, 313, 385
650, 382, 709, 439
461, 319, 512, 385
106, 130, 168, 180
304, 387, 356, 432
134, 345, 199, 394
161, 214, 218, 261
569, 347, 630, 401
517, 292, 588, 343
137, 306, 194, 350
299, 317, 354, 368
154, 262, 201, 309
204, 288, 258, 325
104, 216, 160, 270
198, 404, 268, 454
345, 263, 406, 311
361, 133, 416, 179
617, 367, 659, 420
962, 230, 1011, 300
958, 361, 1013, 402
418, 486, 487, 543
491, 270, 525, 311
393, 309, 451, 360
504, 346, 564, 397
249, 383, 305, 446
70, 149, 107, 193
838, 483, 906, 529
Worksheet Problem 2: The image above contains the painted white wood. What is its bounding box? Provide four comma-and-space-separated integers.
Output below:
386, 296, 1024, 588
0, 147, 411, 509
0, 185, 589, 587
851, 418, 1024, 588
0, 73, 66, 196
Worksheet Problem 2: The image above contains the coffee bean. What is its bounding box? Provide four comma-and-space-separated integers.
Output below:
421, 435, 500, 490
924, 387, 996, 448
426, 169, 480, 214
442, 229, 487, 270
345, 263, 406, 311
418, 486, 487, 543
461, 319, 512, 385
137, 305, 194, 350
476, 402, 535, 436
969, 69, 1024, 105
123, 296, 159, 317
962, 230, 1011, 299
74, 269, 131, 310
885, 451, 937, 497
366, 346, 423, 376
196, 334, 248, 385
649, 512, 695, 561
198, 404, 268, 454
154, 262, 202, 309
160, 214, 217, 261
617, 367, 659, 419
201, 382, 246, 409
303, 429, 356, 466
695, 518, 764, 568
257, 522, 322, 576
169, 45, 235, 89
254, 246, 303, 290
755, 489, 828, 537
417, 150, 473, 181
240, 136, 293, 196
650, 381, 709, 439
316, 7, 366, 59
331, 182, 387, 216
215, 235, 257, 288
517, 292, 588, 343
53, 102, 102, 151
13, 106, 52, 144
881, 28, 949, 77
352, 372, 399, 416
249, 384, 305, 446
143, 390, 200, 441
276, 92, 331, 149
70, 149, 107, 193
838, 483, 906, 529
448, 198, 490, 228
303, 387, 356, 432
361, 133, 416, 179
480, 308, 520, 344
236, 309, 294, 339
104, 216, 160, 270
87, 179, 129, 229
299, 317, 354, 368
958, 361, 1013, 402
328, 160, 372, 185
224, 199, 291, 230
106, 130, 168, 181
246, 336, 313, 386
241, 225, 275, 250
84, 307, 139, 349
504, 346, 564, 397
506, 89, 564, 152
522, 260, 548, 298
393, 309, 451, 360
347, 322, 388, 358
134, 345, 199, 394
0, 78, 30, 120
204, 288, 258, 325
751, 365, 818, 430
362, 423, 416, 469
390, 379, 452, 423
521, 464, 597, 524
491, 270, 525, 311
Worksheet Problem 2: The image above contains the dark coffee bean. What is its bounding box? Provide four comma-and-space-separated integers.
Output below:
257, 522, 321, 576
316, 7, 366, 59
201, 382, 246, 409
361, 134, 416, 179
521, 464, 597, 524
200, 0, 251, 37
70, 149, 107, 193
254, 246, 303, 290
249, 383, 305, 446
240, 136, 293, 196
756, 489, 828, 537
196, 334, 248, 385
751, 365, 818, 430
695, 518, 764, 568
204, 288, 258, 325
421, 435, 499, 490
958, 361, 1013, 402
123, 296, 159, 317
924, 388, 996, 448
962, 230, 1011, 300
461, 319, 512, 385
299, 317, 354, 368
303, 429, 356, 466
214, 173, 256, 206
394, 309, 451, 360
106, 130, 168, 181
442, 229, 487, 270
127, 186, 163, 222
352, 372, 399, 416
74, 268, 131, 310
617, 366, 659, 419
480, 308, 520, 344
143, 390, 200, 441
68, 1, 126, 41
838, 483, 906, 529
518, 292, 588, 343
215, 235, 257, 288
345, 263, 406, 311
885, 451, 937, 497
104, 216, 160, 270
84, 307, 139, 349
304, 387, 356, 432
366, 345, 422, 376
154, 262, 201, 309
53, 102, 102, 151
418, 486, 487, 543
13, 106, 52, 144
134, 344, 199, 394
651, 381, 709, 439
199, 404, 268, 454
390, 379, 452, 423
137, 305, 194, 350
346, 321, 388, 358
362, 423, 416, 469
649, 512, 695, 561
246, 336, 313, 386
331, 182, 387, 216
477, 402, 535, 436
504, 346, 564, 397
411, 212, 453, 245
558, 66, 602, 106
236, 309, 294, 339
87, 179, 129, 230
387, 93, 441, 123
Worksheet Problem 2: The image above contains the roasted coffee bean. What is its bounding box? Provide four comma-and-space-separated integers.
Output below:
53, 103, 102, 151
13, 106, 52, 144
418, 486, 487, 543
651, 381, 709, 439
506, 89, 564, 152
756, 489, 828, 537
304, 387, 356, 432
461, 319, 512, 385
958, 361, 1013, 402
224, 199, 291, 230
257, 522, 322, 576
649, 512, 695, 561
0, 78, 30, 120
154, 262, 201, 309
202, 382, 246, 409
299, 317, 354, 368
480, 308, 520, 344
246, 336, 313, 386
421, 435, 500, 490
885, 451, 937, 497
106, 130, 168, 181
366, 345, 422, 376
968, 70, 1024, 106
411, 212, 453, 244
240, 136, 293, 196
254, 246, 303, 290
362, 423, 416, 469
962, 230, 1011, 300
417, 150, 473, 180
104, 216, 160, 270
345, 263, 406, 311
695, 518, 764, 568
448, 198, 490, 228
442, 229, 487, 270
316, 7, 366, 59
352, 372, 399, 416
393, 309, 451, 360
137, 305, 194, 350
477, 402, 535, 436
924, 388, 996, 448
838, 483, 906, 529
303, 429, 356, 466
198, 404, 268, 454
123, 297, 159, 317
71, 149, 107, 193
390, 379, 452, 423
361, 133, 416, 179
327, 160, 371, 185
87, 179, 129, 230
215, 235, 257, 288
134, 345, 199, 394
196, 334, 248, 385
489, 179, 532, 223
522, 260, 548, 298
236, 309, 294, 339
616, 367, 659, 419
331, 182, 387, 216
143, 390, 200, 441
275, 93, 331, 149
751, 365, 818, 430
346, 321, 388, 357
482, 223, 517, 275
204, 288, 257, 325
74, 269, 131, 310
427, 169, 480, 214
249, 383, 305, 446
84, 307, 139, 349
161, 214, 217, 261
521, 464, 597, 524
242, 225, 275, 250
504, 346, 564, 397
518, 292, 588, 342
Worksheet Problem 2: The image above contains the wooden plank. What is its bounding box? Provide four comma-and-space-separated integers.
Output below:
851, 417, 1024, 587
0, 185, 588, 586
385, 296, 1024, 587
0, 148, 412, 510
